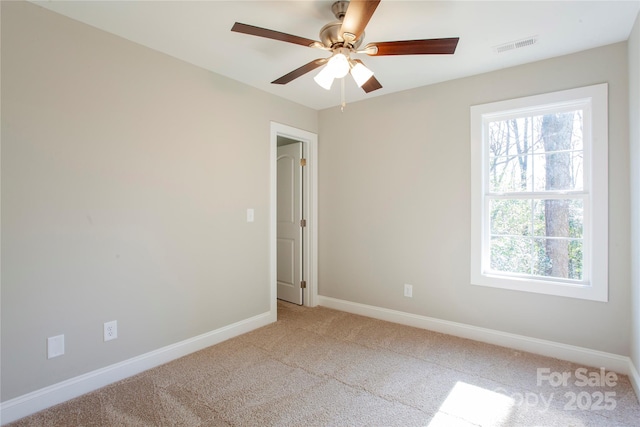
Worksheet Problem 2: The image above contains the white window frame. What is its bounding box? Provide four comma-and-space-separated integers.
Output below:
470, 84, 608, 301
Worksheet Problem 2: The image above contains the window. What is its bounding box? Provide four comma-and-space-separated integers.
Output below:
470, 84, 608, 301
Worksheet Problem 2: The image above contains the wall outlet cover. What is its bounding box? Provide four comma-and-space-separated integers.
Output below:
104, 320, 118, 342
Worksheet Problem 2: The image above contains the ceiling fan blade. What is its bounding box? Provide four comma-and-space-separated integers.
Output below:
340, 0, 380, 41
272, 58, 328, 85
366, 38, 459, 56
231, 22, 318, 47
352, 59, 382, 93
360, 75, 383, 93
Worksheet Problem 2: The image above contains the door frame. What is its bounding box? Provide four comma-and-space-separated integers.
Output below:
270, 122, 318, 314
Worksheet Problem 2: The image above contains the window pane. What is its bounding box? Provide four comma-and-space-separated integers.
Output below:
489, 111, 583, 194
532, 152, 584, 191
489, 155, 532, 192
488, 117, 534, 193
537, 111, 584, 192
569, 150, 584, 191
568, 200, 584, 238
490, 199, 531, 236
490, 236, 532, 274
532, 199, 583, 238
568, 239, 584, 280
532, 115, 545, 153
532, 238, 583, 280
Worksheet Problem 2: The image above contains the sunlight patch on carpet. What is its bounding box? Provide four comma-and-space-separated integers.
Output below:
428, 381, 515, 426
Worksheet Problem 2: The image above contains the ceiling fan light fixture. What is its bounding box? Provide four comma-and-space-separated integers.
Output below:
314, 51, 350, 90
326, 53, 350, 78
350, 62, 374, 87
314, 65, 335, 90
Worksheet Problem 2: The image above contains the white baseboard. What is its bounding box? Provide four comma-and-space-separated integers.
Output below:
0, 310, 275, 426
318, 296, 634, 377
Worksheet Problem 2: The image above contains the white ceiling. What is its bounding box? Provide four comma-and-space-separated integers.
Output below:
32, 0, 640, 111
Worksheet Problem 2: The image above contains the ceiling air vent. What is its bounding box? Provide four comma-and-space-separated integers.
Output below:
494, 36, 538, 53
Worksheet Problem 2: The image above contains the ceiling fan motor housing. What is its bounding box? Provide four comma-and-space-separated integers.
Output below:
319, 21, 364, 49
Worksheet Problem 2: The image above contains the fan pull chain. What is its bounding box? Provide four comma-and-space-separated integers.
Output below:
340, 78, 346, 112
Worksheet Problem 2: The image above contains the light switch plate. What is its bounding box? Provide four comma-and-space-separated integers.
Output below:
47, 334, 65, 359
247, 208, 255, 222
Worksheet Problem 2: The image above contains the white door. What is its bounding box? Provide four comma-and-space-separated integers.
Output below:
277, 142, 303, 305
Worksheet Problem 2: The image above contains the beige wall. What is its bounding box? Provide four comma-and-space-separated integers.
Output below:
630, 12, 640, 376
0, 1, 317, 401
318, 42, 630, 355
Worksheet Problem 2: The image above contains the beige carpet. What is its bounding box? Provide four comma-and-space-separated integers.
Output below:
9, 301, 640, 426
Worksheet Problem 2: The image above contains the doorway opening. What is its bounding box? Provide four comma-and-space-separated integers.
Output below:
270, 123, 318, 315
277, 138, 303, 305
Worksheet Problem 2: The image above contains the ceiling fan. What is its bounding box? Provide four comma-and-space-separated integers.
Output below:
231, 0, 459, 94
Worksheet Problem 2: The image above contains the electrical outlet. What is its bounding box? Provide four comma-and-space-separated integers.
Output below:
47, 334, 65, 359
104, 320, 117, 342
404, 284, 413, 298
